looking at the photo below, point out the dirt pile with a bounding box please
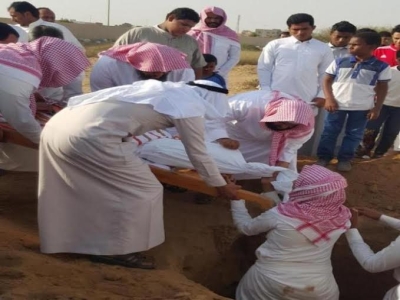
[1,154,400,299]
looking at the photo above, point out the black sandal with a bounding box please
[90,253,155,269]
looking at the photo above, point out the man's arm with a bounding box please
[257,43,276,90]
[217,43,241,77]
[316,48,335,99]
[368,81,389,120]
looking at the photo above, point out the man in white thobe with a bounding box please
[187,6,241,81]
[257,13,334,156]
[38,80,240,269]
[226,90,314,171]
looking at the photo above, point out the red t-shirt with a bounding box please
[374,45,399,66]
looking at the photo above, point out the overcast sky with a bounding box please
[2,0,399,31]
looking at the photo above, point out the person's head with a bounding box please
[114,42,190,81]
[379,31,392,46]
[8,1,39,26]
[26,37,90,87]
[391,25,400,50]
[202,54,217,77]
[201,6,226,28]
[29,25,63,41]
[261,96,315,133]
[138,71,168,81]
[279,31,290,38]
[163,8,200,37]
[330,21,357,47]
[286,13,315,42]
[348,30,381,58]
[38,7,55,22]
[0,22,19,43]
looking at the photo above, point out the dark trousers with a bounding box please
[361,105,400,155]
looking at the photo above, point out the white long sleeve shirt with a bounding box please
[231,201,345,281]
[206,32,241,79]
[257,36,334,102]
[90,56,195,92]
[0,66,41,143]
[346,215,400,285]
[226,90,313,168]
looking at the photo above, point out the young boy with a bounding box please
[316,30,391,171]
[358,50,400,158]
[329,21,357,59]
[202,54,227,88]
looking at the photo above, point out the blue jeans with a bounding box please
[317,110,369,161]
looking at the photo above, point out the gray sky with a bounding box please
[2,0,399,31]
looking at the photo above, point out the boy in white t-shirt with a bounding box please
[316,30,391,171]
[358,50,400,158]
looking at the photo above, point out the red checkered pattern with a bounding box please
[277,165,351,245]
[261,91,314,166]
[188,6,239,53]
[0,37,90,115]
[100,42,190,72]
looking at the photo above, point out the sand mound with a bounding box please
[1,154,400,299]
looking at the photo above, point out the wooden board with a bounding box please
[150,166,274,209]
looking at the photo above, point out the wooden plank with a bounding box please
[150,165,274,210]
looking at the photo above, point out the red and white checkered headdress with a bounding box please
[277,165,351,246]
[100,42,190,72]
[260,91,315,166]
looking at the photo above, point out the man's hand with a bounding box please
[350,208,359,229]
[324,97,339,113]
[367,107,381,120]
[311,97,326,108]
[216,182,242,200]
[357,207,382,220]
[217,138,240,150]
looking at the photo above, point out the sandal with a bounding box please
[90,253,155,269]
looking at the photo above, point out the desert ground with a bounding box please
[0,60,399,300]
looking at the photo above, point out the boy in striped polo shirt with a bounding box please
[316,30,391,171]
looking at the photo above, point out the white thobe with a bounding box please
[38,100,226,255]
[346,215,400,300]
[257,36,334,103]
[9,24,29,42]
[0,64,41,171]
[232,201,345,300]
[90,56,195,92]
[226,90,313,170]
[204,32,241,79]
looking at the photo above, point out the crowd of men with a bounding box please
[1,1,400,299]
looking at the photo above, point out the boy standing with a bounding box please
[201,54,227,88]
[358,51,400,158]
[328,21,357,59]
[316,30,391,171]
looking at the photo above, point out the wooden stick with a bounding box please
[150,165,274,210]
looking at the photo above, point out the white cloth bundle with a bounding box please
[139,138,297,194]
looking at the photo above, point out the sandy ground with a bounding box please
[1,64,399,299]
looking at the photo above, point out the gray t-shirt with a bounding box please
[115,26,206,69]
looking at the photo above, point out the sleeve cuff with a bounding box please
[345,228,363,242]
[230,200,246,209]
